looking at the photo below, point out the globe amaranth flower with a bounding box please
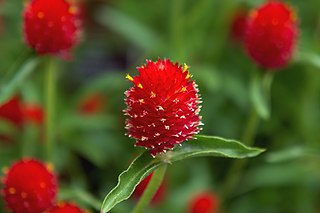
[45,202,87,213]
[79,93,105,115]
[23,0,81,58]
[0,96,24,128]
[23,103,44,125]
[133,172,166,204]
[1,158,57,213]
[230,8,248,43]
[188,192,219,213]
[124,58,202,156]
[244,1,298,70]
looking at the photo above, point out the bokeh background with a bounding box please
[1,0,320,212]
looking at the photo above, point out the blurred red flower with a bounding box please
[189,192,219,213]
[23,0,82,59]
[133,172,166,204]
[2,158,58,213]
[244,1,298,70]
[230,9,248,43]
[79,93,105,115]
[45,202,86,213]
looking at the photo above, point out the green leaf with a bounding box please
[250,71,273,120]
[100,135,264,213]
[0,57,40,103]
[96,7,163,50]
[295,52,320,69]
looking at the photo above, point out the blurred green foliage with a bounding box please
[1,0,320,212]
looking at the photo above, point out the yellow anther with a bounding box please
[138,99,145,104]
[185,73,191,79]
[249,10,257,19]
[46,163,54,172]
[183,63,190,72]
[137,83,143,89]
[180,86,187,92]
[126,74,134,82]
[68,6,78,14]
[150,91,156,98]
[9,187,16,194]
[37,12,44,19]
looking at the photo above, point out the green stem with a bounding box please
[45,57,56,163]
[132,164,167,213]
[220,108,259,200]
[221,71,273,201]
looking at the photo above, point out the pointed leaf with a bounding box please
[100,135,264,212]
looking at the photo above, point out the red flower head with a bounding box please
[189,192,219,213]
[133,172,166,204]
[79,93,105,115]
[45,202,86,213]
[23,103,44,125]
[23,0,81,58]
[124,58,202,156]
[2,158,58,213]
[230,9,248,43]
[244,1,298,70]
[0,96,24,129]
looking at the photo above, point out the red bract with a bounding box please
[245,1,297,70]
[2,158,58,213]
[189,192,219,213]
[45,202,86,213]
[124,58,202,156]
[133,172,166,204]
[79,93,105,115]
[23,104,44,125]
[230,9,248,43]
[23,0,81,58]
[0,96,24,128]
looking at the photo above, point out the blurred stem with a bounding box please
[132,164,167,213]
[45,57,56,163]
[221,71,273,201]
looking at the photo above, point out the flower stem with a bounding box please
[132,164,167,213]
[221,71,273,201]
[45,57,56,163]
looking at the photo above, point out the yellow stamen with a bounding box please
[150,91,156,98]
[9,187,16,194]
[46,163,54,172]
[180,86,187,92]
[137,83,143,89]
[68,6,78,14]
[185,73,191,79]
[126,74,134,82]
[183,63,190,72]
[37,12,44,19]
[139,99,145,104]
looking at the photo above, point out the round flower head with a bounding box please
[0,96,24,129]
[2,158,58,213]
[245,1,297,70]
[23,0,81,58]
[23,103,44,125]
[230,9,248,43]
[124,59,202,156]
[189,192,219,213]
[45,202,86,213]
[133,172,166,204]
